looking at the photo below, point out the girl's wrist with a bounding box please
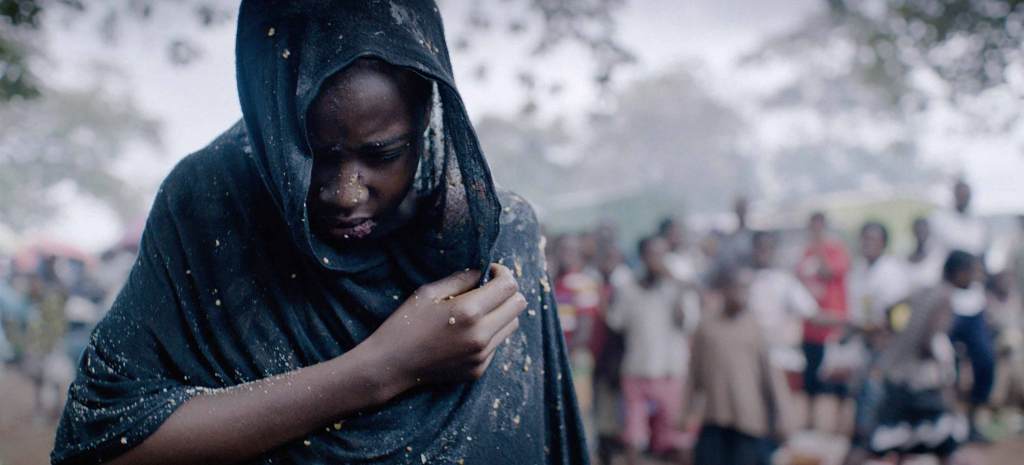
[348,335,415,405]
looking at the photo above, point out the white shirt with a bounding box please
[608,264,634,289]
[950,282,986,317]
[847,255,911,327]
[930,209,989,258]
[665,250,701,284]
[749,268,819,370]
[906,243,946,292]
[607,279,689,378]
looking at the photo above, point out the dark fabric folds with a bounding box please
[52,1,588,464]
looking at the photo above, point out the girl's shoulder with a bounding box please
[491,190,550,283]
[493,189,542,254]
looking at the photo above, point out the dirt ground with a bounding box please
[2,367,1023,465]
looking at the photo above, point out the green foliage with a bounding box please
[828,0,1024,97]
[0,0,41,27]
[0,0,42,100]
[461,0,635,90]
[750,0,1024,111]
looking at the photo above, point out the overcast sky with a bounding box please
[32,0,1024,251]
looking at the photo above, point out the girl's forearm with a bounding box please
[106,337,407,465]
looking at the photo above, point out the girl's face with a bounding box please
[306,60,429,246]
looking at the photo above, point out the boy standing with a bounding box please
[607,236,691,465]
[691,266,791,465]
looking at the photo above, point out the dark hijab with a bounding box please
[52,1,587,464]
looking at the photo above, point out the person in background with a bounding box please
[945,250,997,441]
[859,286,967,465]
[0,282,14,370]
[0,258,18,368]
[842,222,912,465]
[996,215,1024,414]
[658,216,703,340]
[659,217,702,285]
[908,216,946,291]
[690,265,791,465]
[593,241,629,465]
[795,212,852,432]
[553,232,602,456]
[749,231,819,375]
[579,230,601,275]
[1015,215,1024,299]
[987,270,1024,413]
[719,195,755,268]
[696,230,724,286]
[847,222,911,336]
[59,257,104,371]
[607,236,691,465]
[25,257,69,420]
[554,234,600,350]
[930,179,989,263]
[595,221,632,289]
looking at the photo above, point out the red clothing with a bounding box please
[797,239,850,343]
[555,271,602,353]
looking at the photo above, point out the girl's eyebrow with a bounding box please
[337,134,413,153]
[317,133,414,156]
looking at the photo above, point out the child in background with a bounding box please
[986,270,1024,432]
[945,250,997,441]
[750,231,819,373]
[864,287,967,464]
[593,242,631,465]
[606,236,691,465]
[690,265,791,465]
[796,212,851,432]
[841,222,912,465]
[552,233,603,456]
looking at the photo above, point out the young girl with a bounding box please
[51,2,587,464]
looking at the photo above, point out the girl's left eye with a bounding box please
[371,143,412,162]
[377,149,405,161]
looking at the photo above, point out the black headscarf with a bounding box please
[52,1,588,464]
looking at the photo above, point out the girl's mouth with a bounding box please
[329,218,377,239]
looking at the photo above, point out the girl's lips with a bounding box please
[329,218,377,239]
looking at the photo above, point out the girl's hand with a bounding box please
[365,264,527,389]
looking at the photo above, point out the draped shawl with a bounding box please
[52,1,587,464]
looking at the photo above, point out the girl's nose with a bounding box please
[319,164,368,211]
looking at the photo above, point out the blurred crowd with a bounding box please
[0,236,138,420]
[547,180,1024,465]
[2,179,1024,465]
